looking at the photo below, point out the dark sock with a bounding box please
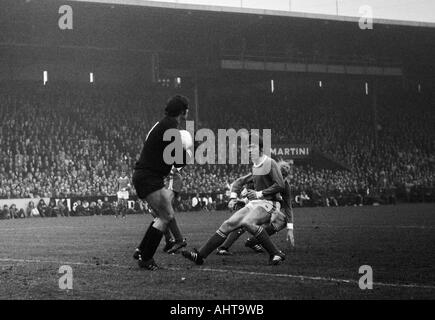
[138,221,154,251]
[164,229,173,243]
[138,224,164,261]
[221,228,245,250]
[264,224,278,236]
[168,218,183,243]
[247,224,278,246]
[254,227,280,256]
[198,230,227,259]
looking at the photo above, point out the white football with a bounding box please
[179,130,193,149]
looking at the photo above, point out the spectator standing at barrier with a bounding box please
[48,199,59,217]
[37,199,48,217]
[191,195,199,211]
[9,204,18,219]
[1,204,9,219]
[26,201,34,217]
[30,203,40,217]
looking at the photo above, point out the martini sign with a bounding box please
[270,144,311,159]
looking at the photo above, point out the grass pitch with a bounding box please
[0,204,434,299]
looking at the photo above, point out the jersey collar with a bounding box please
[253,155,268,168]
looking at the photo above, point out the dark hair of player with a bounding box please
[249,133,263,152]
[165,95,189,117]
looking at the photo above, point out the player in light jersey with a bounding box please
[216,160,295,255]
[116,171,131,218]
[182,134,286,266]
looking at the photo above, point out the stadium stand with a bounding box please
[0,81,433,215]
[0,0,434,216]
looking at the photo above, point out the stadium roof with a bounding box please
[69,0,435,29]
[2,0,435,82]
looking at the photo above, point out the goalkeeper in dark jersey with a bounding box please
[132,95,191,271]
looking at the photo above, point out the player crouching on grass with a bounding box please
[182,134,287,266]
[132,95,191,271]
[216,160,295,256]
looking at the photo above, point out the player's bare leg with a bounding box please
[182,206,249,264]
[117,199,127,219]
[245,210,287,252]
[217,228,245,255]
[165,189,187,254]
[133,217,174,258]
[134,204,182,256]
[121,200,127,218]
[150,211,177,252]
[241,206,285,265]
[136,188,174,270]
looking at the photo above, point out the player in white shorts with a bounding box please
[182,134,286,266]
[216,160,295,255]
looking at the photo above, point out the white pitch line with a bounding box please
[199,267,435,290]
[0,225,434,232]
[0,226,79,232]
[0,258,129,269]
[312,224,435,230]
[1,257,434,291]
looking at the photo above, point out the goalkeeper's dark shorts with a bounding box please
[133,169,165,199]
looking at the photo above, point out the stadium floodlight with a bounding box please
[43,70,48,85]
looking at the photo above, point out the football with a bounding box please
[180,130,194,149]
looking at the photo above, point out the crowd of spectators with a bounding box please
[0,82,434,214]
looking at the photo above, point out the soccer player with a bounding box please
[182,134,286,266]
[116,170,131,218]
[246,160,295,247]
[132,95,190,270]
[217,160,295,255]
[136,166,187,254]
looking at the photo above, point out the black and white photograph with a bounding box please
[0,0,434,306]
